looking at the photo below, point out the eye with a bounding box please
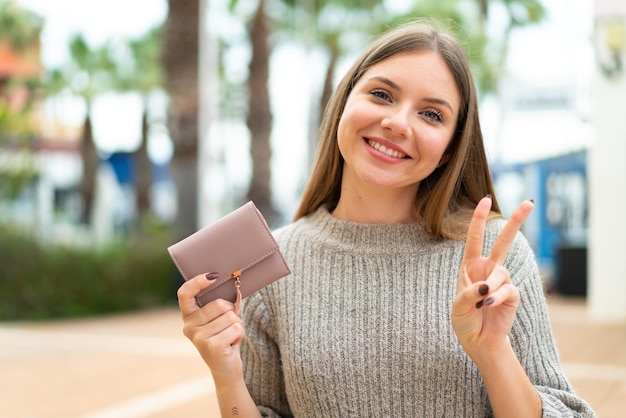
[422,109,443,123]
[369,89,392,102]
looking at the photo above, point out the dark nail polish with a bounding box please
[475,300,484,309]
[530,199,535,204]
[478,284,489,296]
[205,272,219,280]
[484,297,494,306]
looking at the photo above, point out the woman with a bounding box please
[178,20,596,417]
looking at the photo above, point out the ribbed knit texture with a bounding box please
[241,207,596,417]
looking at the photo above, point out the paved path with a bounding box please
[0,297,624,417]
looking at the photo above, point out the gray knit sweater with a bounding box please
[241,207,595,417]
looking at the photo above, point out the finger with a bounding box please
[202,320,246,355]
[479,282,519,309]
[454,280,490,313]
[212,320,245,348]
[187,312,245,355]
[177,272,220,315]
[184,298,237,331]
[192,309,242,341]
[463,196,492,262]
[489,200,534,265]
[476,265,510,307]
[484,265,510,293]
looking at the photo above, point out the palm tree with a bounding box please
[161,0,200,240]
[223,0,279,224]
[244,0,281,224]
[53,35,116,224]
[113,26,164,221]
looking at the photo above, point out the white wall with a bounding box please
[588,0,626,322]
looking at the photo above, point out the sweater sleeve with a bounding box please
[504,232,597,417]
[240,291,293,418]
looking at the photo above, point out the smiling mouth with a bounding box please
[366,138,409,159]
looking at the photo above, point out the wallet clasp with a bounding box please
[232,270,242,288]
[232,270,242,312]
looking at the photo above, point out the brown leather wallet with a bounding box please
[167,201,291,307]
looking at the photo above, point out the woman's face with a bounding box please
[337,50,460,196]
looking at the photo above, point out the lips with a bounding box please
[366,138,409,159]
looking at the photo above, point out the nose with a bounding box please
[380,106,413,138]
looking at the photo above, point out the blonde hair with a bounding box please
[294,20,501,239]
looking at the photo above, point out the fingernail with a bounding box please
[475,300,484,309]
[484,297,494,306]
[205,272,219,280]
[529,199,535,204]
[478,284,489,296]
[485,194,492,200]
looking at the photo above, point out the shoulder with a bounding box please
[271,207,328,245]
[272,217,307,247]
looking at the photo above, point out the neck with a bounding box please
[332,184,419,224]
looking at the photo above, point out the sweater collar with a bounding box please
[299,206,437,255]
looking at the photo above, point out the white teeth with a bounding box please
[367,139,406,158]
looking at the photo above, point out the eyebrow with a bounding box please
[367,76,455,115]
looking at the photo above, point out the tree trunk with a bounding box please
[479,0,489,20]
[162,0,200,240]
[246,0,279,226]
[320,44,339,117]
[135,105,152,220]
[79,112,98,225]
[310,43,340,167]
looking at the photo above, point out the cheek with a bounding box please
[336,109,359,150]
[336,118,347,154]
[415,133,453,169]
[338,100,370,134]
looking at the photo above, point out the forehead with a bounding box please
[358,50,460,108]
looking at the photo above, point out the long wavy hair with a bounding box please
[293,20,501,239]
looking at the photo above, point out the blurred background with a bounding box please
[1,0,625,416]
[1,0,610,319]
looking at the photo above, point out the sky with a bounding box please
[16,0,167,68]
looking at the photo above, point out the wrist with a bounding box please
[464,337,542,417]
[213,376,262,418]
[211,368,245,390]
[462,336,513,368]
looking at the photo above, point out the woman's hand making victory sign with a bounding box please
[451,196,534,356]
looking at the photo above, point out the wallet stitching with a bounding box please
[170,201,291,300]
[201,202,281,294]
[249,203,290,273]
[199,247,277,291]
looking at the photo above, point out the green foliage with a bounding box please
[0,225,179,320]
[257,0,546,97]
[43,26,165,101]
[0,87,38,198]
[0,0,43,48]
[0,151,36,199]
[0,93,35,142]
[47,34,118,100]
[122,26,164,94]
